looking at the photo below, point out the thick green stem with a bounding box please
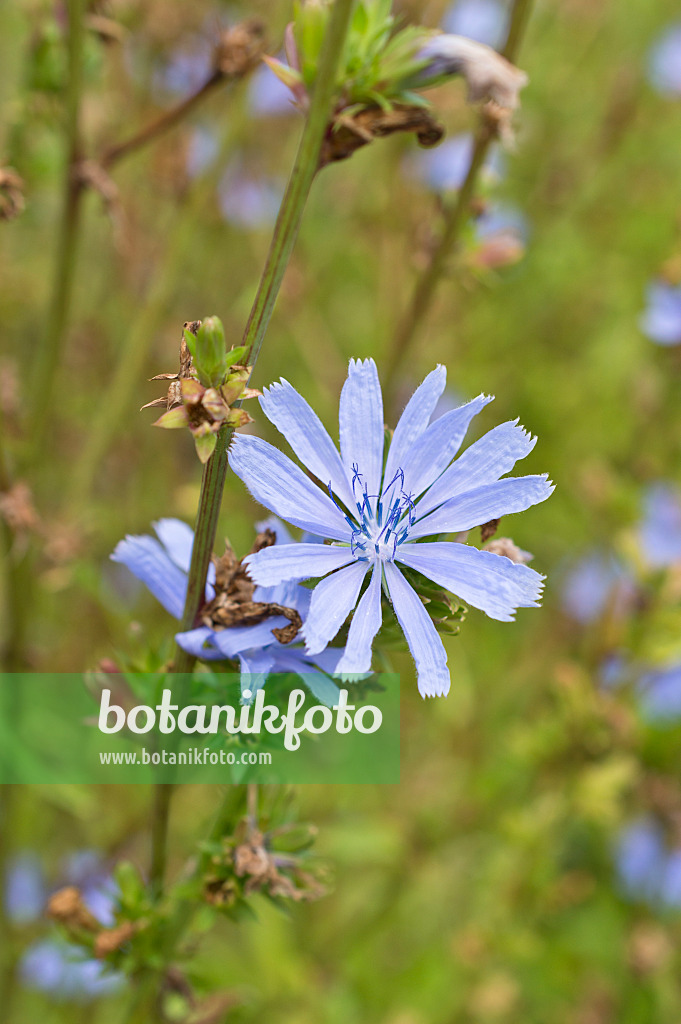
[171,0,356,674]
[384,0,534,406]
[31,0,87,453]
[157,1,357,908]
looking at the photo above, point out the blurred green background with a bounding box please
[3,0,681,1020]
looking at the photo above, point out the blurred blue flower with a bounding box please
[405,133,504,192]
[218,163,283,229]
[4,853,45,925]
[62,850,118,927]
[442,0,509,49]
[230,359,553,697]
[637,664,681,723]
[249,62,296,116]
[475,201,529,244]
[186,126,220,179]
[112,518,347,706]
[640,281,681,346]
[155,40,212,98]
[616,818,681,909]
[638,482,681,567]
[648,23,681,97]
[20,939,123,1001]
[561,553,632,624]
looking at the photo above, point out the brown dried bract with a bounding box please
[213,18,267,79]
[232,824,326,902]
[484,536,533,564]
[0,481,40,535]
[94,921,136,959]
[0,166,25,222]
[480,518,500,542]
[47,886,100,932]
[320,105,444,166]
[144,321,198,412]
[202,529,302,643]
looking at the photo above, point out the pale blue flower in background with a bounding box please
[648,22,681,97]
[405,132,505,192]
[638,482,681,568]
[475,201,529,244]
[249,62,296,116]
[218,163,283,229]
[561,552,632,624]
[20,940,123,1001]
[229,359,553,697]
[4,853,45,925]
[616,818,681,909]
[186,126,220,179]
[637,664,681,723]
[112,518,347,706]
[640,281,681,346]
[442,0,509,49]
[155,40,211,98]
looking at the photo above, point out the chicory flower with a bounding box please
[640,281,681,346]
[112,518,346,706]
[229,359,553,697]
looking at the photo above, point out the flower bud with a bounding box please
[190,316,228,388]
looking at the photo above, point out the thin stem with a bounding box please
[100,73,223,170]
[30,0,87,454]
[384,0,534,406]
[149,784,174,900]
[172,0,357,675]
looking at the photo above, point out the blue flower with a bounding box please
[640,281,681,346]
[637,664,681,723]
[648,22,681,97]
[112,518,347,706]
[441,0,509,50]
[20,939,123,1001]
[561,552,632,624]
[616,818,681,909]
[248,62,296,117]
[638,482,681,567]
[218,162,283,230]
[229,359,553,697]
[405,132,504,192]
[4,852,45,925]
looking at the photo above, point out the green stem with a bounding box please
[171,0,357,674]
[31,0,87,454]
[384,0,534,407]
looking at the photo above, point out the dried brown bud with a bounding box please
[47,887,100,932]
[94,921,136,959]
[0,166,25,222]
[0,482,40,535]
[484,537,533,564]
[213,19,267,79]
[321,105,445,166]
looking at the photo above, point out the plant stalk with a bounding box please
[384,0,534,406]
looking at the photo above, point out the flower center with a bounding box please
[329,465,416,563]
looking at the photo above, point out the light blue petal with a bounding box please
[260,379,356,509]
[409,475,554,538]
[399,394,493,500]
[335,564,383,675]
[397,541,544,622]
[239,649,276,704]
[384,365,447,485]
[175,625,224,660]
[384,562,450,698]
[229,435,352,541]
[211,618,290,658]
[111,535,186,618]
[255,516,295,544]
[253,579,311,616]
[243,542,355,586]
[415,420,536,518]
[153,518,195,573]
[338,359,384,509]
[302,561,369,654]
[272,650,343,707]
